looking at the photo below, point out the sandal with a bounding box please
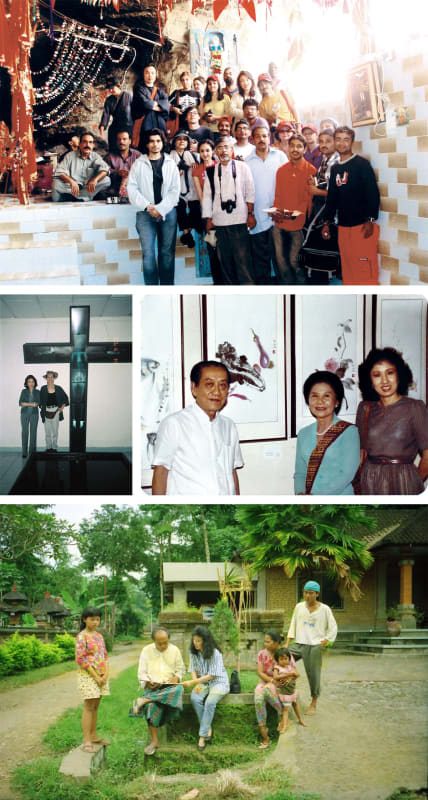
[92,738,111,746]
[129,700,144,717]
[80,744,97,753]
[144,743,158,756]
[257,740,271,750]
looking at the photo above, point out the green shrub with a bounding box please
[40,643,63,666]
[26,635,45,668]
[54,633,76,660]
[0,644,13,676]
[210,598,240,656]
[6,631,34,671]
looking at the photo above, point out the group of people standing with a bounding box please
[19,371,68,456]
[74,583,337,755]
[150,348,428,497]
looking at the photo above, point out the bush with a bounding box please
[210,599,240,657]
[0,644,13,676]
[6,631,34,672]
[26,635,45,668]
[54,633,76,660]
[40,643,63,666]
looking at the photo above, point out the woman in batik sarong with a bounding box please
[356,347,428,494]
[294,370,360,495]
[132,626,185,755]
[254,629,293,749]
[181,626,229,751]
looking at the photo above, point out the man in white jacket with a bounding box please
[285,580,337,715]
[128,128,180,285]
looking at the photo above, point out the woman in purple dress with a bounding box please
[356,347,428,494]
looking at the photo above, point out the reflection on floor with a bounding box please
[0,448,132,495]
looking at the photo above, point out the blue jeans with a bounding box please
[136,208,177,285]
[190,684,229,737]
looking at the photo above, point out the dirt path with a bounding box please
[0,643,141,800]
[278,653,428,800]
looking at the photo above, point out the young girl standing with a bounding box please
[271,647,307,733]
[75,607,110,752]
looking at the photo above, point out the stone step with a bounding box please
[60,743,106,782]
[359,636,428,645]
[351,643,428,655]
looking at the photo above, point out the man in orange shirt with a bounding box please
[271,133,316,284]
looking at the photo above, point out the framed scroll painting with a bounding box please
[375,295,427,402]
[141,295,184,486]
[294,294,365,433]
[204,294,286,441]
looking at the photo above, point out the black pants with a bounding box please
[249,227,277,284]
[215,224,255,285]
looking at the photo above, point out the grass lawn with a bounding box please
[12,667,320,800]
[0,659,76,693]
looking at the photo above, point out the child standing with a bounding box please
[75,606,111,752]
[271,647,307,733]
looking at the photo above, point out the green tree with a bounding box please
[0,505,74,563]
[238,505,376,600]
[210,599,240,659]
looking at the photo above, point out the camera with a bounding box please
[221,198,237,214]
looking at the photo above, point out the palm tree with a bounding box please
[237,505,376,600]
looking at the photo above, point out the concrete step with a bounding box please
[359,636,428,645]
[351,643,428,655]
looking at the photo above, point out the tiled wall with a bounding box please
[301,46,428,285]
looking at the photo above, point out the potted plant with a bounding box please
[386,607,402,637]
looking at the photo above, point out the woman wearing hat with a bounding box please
[273,121,295,158]
[169,131,202,248]
[285,581,337,716]
[40,371,69,452]
[294,370,360,495]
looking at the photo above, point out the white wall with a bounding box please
[0,316,132,449]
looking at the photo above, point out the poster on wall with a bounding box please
[205,295,286,441]
[190,30,239,78]
[376,296,427,402]
[348,62,385,127]
[141,296,183,483]
[295,295,365,433]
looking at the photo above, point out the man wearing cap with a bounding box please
[246,124,287,283]
[285,581,338,716]
[258,73,294,127]
[322,125,380,285]
[40,371,69,453]
[302,124,322,169]
[202,135,256,284]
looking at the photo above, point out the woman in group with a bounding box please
[230,70,259,121]
[135,626,185,755]
[75,606,110,753]
[199,75,232,134]
[272,121,295,158]
[294,370,360,494]
[356,347,428,494]
[39,370,69,453]
[19,374,40,458]
[169,131,201,249]
[254,629,293,749]
[192,139,224,285]
[181,625,229,751]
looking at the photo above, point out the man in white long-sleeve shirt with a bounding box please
[202,136,256,285]
[285,580,337,715]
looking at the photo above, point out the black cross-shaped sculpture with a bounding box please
[23,306,132,453]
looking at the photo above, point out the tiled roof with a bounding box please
[352,507,427,549]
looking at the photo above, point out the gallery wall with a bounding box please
[0,316,132,449]
[141,293,427,495]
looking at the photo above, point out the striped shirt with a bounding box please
[189,648,230,691]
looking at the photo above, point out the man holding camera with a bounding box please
[202,136,256,285]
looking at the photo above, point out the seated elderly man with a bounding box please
[106,130,141,200]
[52,131,110,202]
[131,626,185,756]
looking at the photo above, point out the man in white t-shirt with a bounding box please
[151,360,243,495]
[285,580,337,715]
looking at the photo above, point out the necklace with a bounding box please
[316,420,335,436]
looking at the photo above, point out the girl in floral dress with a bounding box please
[75,606,110,752]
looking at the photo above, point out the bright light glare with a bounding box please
[369,0,428,52]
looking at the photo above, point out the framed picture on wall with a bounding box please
[204,295,286,441]
[375,295,427,402]
[141,295,184,486]
[348,61,385,127]
[294,294,365,434]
